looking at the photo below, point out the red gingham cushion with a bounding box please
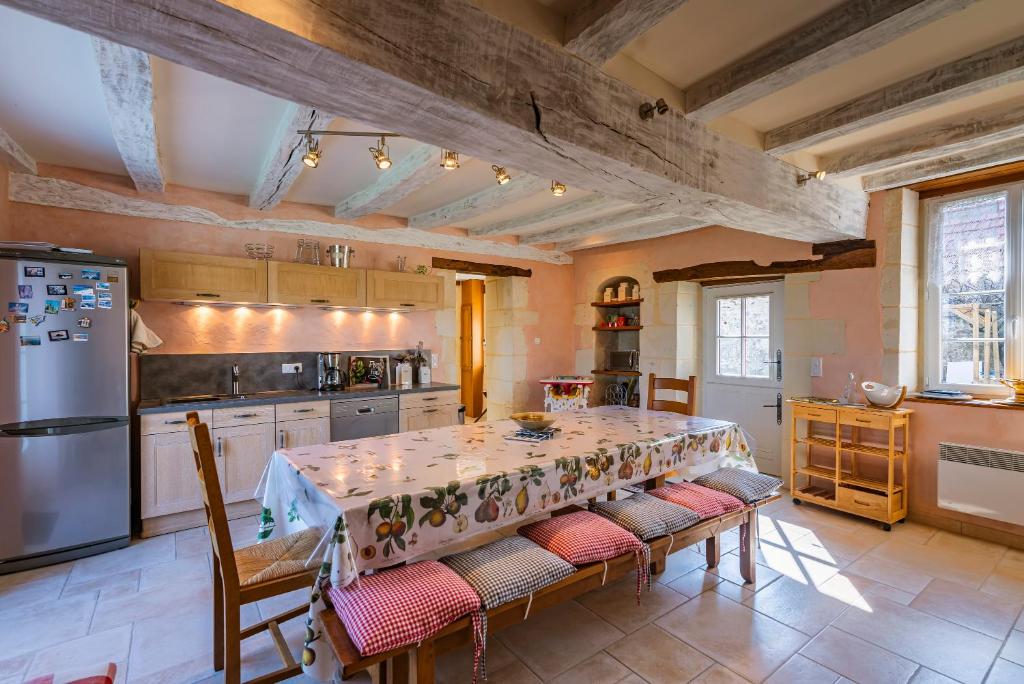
[23,663,116,684]
[327,561,481,657]
[517,511,650,598]
[647,482,744,520]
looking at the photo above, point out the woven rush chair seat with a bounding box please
[440,536,576,610]
[647,481,744,520]
[589,492,701,541]
[235,527,321,587]
[518,510,650,598]
[693,467,783,504]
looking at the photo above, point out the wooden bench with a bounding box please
[321,495,779,683]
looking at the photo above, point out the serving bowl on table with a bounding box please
[861,381,907,408]
[510,412,557,431]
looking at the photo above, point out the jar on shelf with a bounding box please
[618,282,629,300]
[603,287,613,302]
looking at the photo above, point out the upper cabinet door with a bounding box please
[267,262,366,306]
[140,249,268,303]
[366,271,445,310]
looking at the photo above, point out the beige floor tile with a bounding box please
[577,575,688,634]
[667,566,723,598]
[605,624,712,684]
[799,626,917,684]
[689,663,751,683]
[910,579,1022,640]
[833,596,1001,683]
[844,555,934,594]
[0,593,95,659]
[256,587,310,621]
[69,535,175,584]
[764,654,840,683]
[0,562,72,612]
[982,551,1024,601]
[228,516,261,548]
[865,539,1001,589]
[655,592,808,682]
[614,676,646,684]
[986,658,1024,684]
[788,523,889,563]
[1017,607,1024,630]
[924,530,1007,559]
[497,601,624,680]
[174,525,211,558]
[91,578,211,633]
[743,576,853,636]
[126,653,214,684]
[1002,630,1024,667]
[654,548,709,583]
[61,568,141,600]
[710,552,782,590]
[742,543,845,587]
[127,609,214,682]
[547,651,632,684]
[139,553,210,591]
[437,639,519,684]
[909,668,959,683]
[887,520,938,545]
[860,580,916,606]
[25,625,132,679]
[712,579,755,603]
[0,653,31,681]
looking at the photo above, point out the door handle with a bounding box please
[762,349,782,381]
[278,430,285,449]
[356,407,375,414]
[762,393,782,425]
[293,408,315,413]
[216,437,223,458]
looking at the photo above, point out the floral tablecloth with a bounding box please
[256,405,754,679]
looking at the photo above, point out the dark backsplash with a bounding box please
[140,349,432,399]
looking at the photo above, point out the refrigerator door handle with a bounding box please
[0,417,129,438]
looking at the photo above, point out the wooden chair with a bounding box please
[186,411,321,684]
[647,373,697,416]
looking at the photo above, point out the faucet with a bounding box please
[231,364,240,395]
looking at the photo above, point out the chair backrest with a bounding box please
[647,373,697,416]
[186,411,239,589]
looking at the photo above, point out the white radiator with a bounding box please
[938,442,1024,526]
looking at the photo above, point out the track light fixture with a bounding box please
[550,180,567,197]
[491,165,511,185]
[301,133,321,169]
[797,170,827,186]
[441,150,460,170]
[369,136,392,170]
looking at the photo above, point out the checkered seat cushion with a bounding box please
[693,468,783,504]
[647,481,744,519]
[327,560,484,679]
[517,510,650,598]
[440,536,576,610]
[589,492,701,541]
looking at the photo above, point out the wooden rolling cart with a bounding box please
[787,400,911,530]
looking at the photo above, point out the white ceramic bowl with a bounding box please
[861,381,905,407]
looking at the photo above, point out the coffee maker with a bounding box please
[317,352,348,391]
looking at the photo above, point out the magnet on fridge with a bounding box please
[0,319,8,333]
[23,266,44,278]
[7,314,26,324]
[58,272,73,280]
[61,297,76,311]
[46,285,67,296]
[28,315,45,327]
[72,285,93,296]
[97,298,112,310]
[8,302,28,314]
[44,300,60,315]
[72,333,88,342]
[96,282,110,291]
[80,269,100,281]
[80,300,96,310]
[17,285,33,299]
[48,330,70,342]
[19,336,41,346]
[77,316,91,328]
[106,274,119,283]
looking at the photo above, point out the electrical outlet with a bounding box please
[282,363,302,374]
[534,337,541,345]
[431,355,438,368]
[810,357,823,377]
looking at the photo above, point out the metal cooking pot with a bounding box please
[326,245,355,268]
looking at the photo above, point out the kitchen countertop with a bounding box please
[136,382,460,414]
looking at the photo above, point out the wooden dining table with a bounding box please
[257,405,755,681]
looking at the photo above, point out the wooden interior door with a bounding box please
[460,279,485,418]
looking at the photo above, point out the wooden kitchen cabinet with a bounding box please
[366,270,445,310]
[139,249,268,303]
[267,262,366,306]
[140,431,204,519]
[399,404,460,432]
[276,416,330,449]
[213,422,276,505]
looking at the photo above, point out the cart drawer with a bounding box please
[839,409,891,431]
[837,486,900,519]
[793,405,836,422]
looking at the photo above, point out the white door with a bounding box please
[702,282,784,475]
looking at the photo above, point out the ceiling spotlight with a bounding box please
[369,136,392,170]
[491,165,511,185]
[301,133,321,169]
[550,180,567,197]
[440,149,460,170]
[797,170,827,186]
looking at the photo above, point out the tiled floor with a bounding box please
[2,498,1024,683]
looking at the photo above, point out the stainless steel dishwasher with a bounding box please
[330,395,399,441]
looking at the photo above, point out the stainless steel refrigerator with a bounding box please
[0,250,130,573]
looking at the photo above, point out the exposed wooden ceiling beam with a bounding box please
[653,240,876,283]
[334,143,445,219]
[469,195,619,237]
[408,175,549,229]
[521,202,696,244]
[683,0,973,123]
[765,36,1024,156]
[0,124,36,175]
[431,257,531,277]
[823,101,1024,177]
[2,0,867,242]
[862,136,1024,192]
[249,103,334,210]
[559,216,708,252]
[91,38,164,192]
[564,0,690,65]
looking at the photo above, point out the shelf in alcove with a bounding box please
[592,369,642,376]
[592,325,643,331]
[591,298,643,308]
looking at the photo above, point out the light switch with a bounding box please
[431,355,438,368]
[810,357,823,377]
[534,337,541,345]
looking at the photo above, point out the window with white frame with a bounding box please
[924,184,1023,391]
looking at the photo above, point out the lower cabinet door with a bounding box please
[400,405,459,432]
[277,416,330,449]
[141,431,204,518]
[214,423,276,505]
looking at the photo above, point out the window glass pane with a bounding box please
[717,297,741,337]
[745,337,770,378]
[745,295,770,336]
[718,338,742,376]
[936,193,1007,386]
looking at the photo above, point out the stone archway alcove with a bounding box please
[592,275,642,406]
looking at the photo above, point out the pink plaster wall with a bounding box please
[0,159,10,239]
